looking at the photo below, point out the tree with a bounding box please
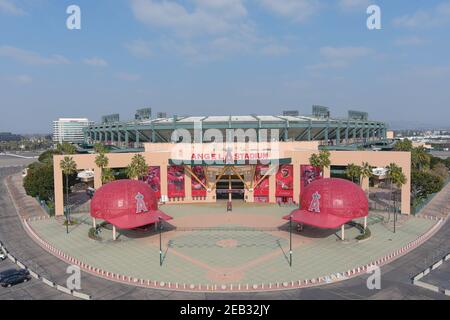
[430,163,449,182]
[126,154,148,180]
[56,142,77,155]
[412,146,431,171]
[386,163,407,219]
[445,157,450,170]
[346,163,361,183]
[94,143,107,154]
[23,162,55,201]
[360,161,374,201]
[102,168,115,184]
[95,152,113,184]
[394,139,413,152]
[38,149,61,163]
[309,150,331,175]
[60,156,77,224]
[411,170,444,201]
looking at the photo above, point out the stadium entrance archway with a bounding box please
[216,175,245,200]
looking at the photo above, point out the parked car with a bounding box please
[0,273,31,288]
[0,269,29,281]
[0,252,6,261]
[86,187,95,198]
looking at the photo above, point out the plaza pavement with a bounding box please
[27,208,436,288]
[1,163,449,299]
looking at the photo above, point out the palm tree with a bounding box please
[412,146,430,171]
[56,142,77,155]
[386,163,407,222]
[95,152,113,184]
[346,163,361,183]
[127,154,148,180]
[94,143,107,154]
[360,161,374,201]
[60,156,77,231]
[102,168,115,184]
[309,150,331,177]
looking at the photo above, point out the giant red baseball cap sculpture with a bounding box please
[91,180,172,230]
[284,178,368,229]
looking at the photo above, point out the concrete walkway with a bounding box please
[1,166,449,299]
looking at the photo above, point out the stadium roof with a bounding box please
[89,114,385,127]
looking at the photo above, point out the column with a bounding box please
[269,166,277,203]
[94,168,102,189]
[160,165,168,201]
[54,156,64,216]
[293,162,300,205]
[184,166,192,201]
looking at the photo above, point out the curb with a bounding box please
[21,215,447,294]
[0,240,91,300]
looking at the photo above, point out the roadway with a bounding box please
[0,162,448,300]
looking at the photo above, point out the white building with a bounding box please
[53,118,92,144]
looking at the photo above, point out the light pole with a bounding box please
[65,207,69,234]
[289,215,293,267]
[393,191,397,234]
[159,217,162,267]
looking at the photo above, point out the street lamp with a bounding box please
[65,206,69,234]
[159,217,162,267]
[289,214,293,267]
[393,192,397,234]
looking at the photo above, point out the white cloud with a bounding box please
[116,72,141,81]
[411,65,450,78]
[0,46,70,65]
[130,0,248,37]
[83,57,108,67]
[128,1,292,62]
[3,74,33,85]
[259,0,320,22]
[307,46,373,70]
[320,46,373,60]
[0,0,26,16]
[394,2,450,28]
[261,44,290,56]
[125,40,153,58]
[338,0,370,11]
[394,36,426,46]
[14,74,32,84]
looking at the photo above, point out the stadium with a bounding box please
[31,105,441,293]
[81,106,391,150]
[53,106,405,217]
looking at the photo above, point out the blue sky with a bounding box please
[0,0,450,133]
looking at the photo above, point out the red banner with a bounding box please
[144,166,161,198]
[191,166,207,197]
[276,165,293,197]
[254,165,270,196]
[168,165,185,198]
[300,165,323,187]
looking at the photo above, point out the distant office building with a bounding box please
[0,132,22,142]
[157,112,168,119]
[101,114,120,124]
[135,108,152,121]
[53,118,92,144]
[348,110,369,121]
[312,105,330,119]
[283,110,299,117]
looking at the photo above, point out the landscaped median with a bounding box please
[21,210,446,293]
